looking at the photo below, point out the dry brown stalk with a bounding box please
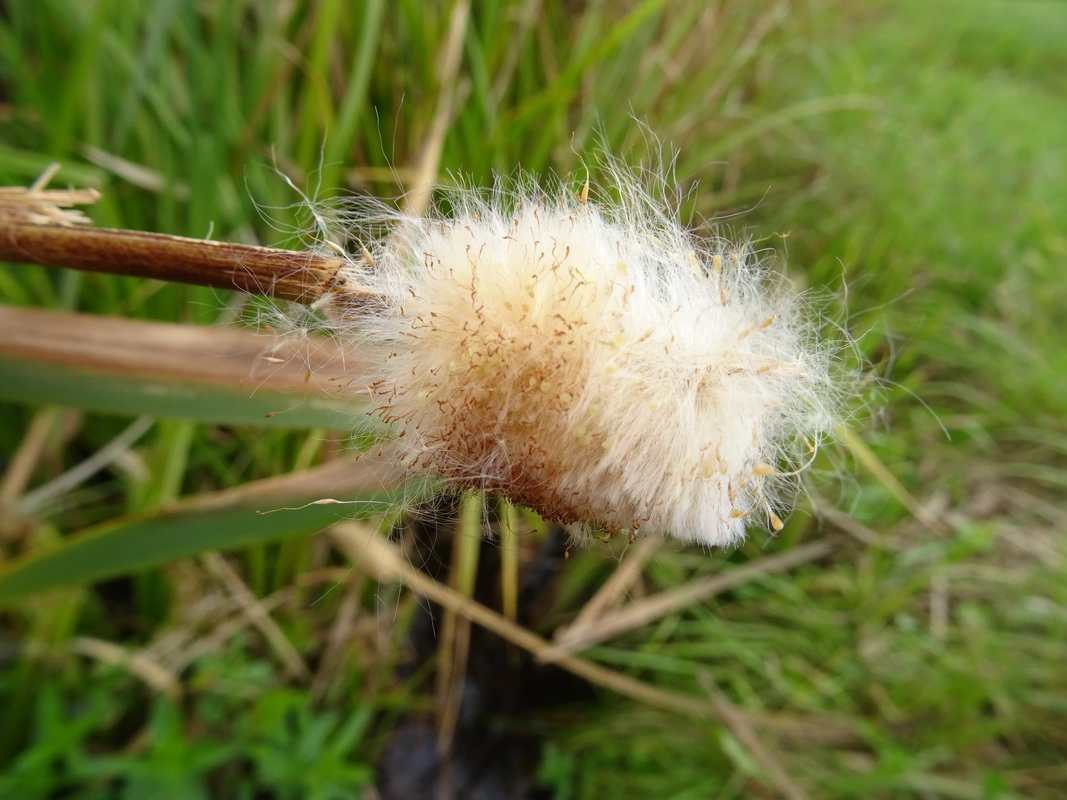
[0,305,360,396]
[0,174,369,307]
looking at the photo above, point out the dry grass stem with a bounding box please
[544,538,835,661]
[15,415,154,518]
[564,535,662,629]
[402,0,471,217]
[158,593,291,676]
[0,178,368,306]
[0,407,64,508]
[840,427,953,538]
[812,497,898,550]
[310,580,364,702]
[698,671,811,800]
[0,305,365,398]
[201,552,311,680]
[68,636,182,701]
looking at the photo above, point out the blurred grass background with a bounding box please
[1,0,1065,797]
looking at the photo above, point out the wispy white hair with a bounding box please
[317,161,845,547]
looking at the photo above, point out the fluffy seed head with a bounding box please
[325,167,843,546]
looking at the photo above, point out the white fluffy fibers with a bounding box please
[326,170,842,547]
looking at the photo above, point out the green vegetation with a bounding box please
[1,0,1065,797]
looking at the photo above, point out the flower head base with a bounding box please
[329,168,841,547]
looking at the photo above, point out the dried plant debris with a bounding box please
[0,164,99,226]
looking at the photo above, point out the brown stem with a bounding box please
[1,222,355,305]
[0,184,371,306]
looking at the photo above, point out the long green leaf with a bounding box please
[0,495,396,603]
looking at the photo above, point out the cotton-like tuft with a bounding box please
[324,168,842,547]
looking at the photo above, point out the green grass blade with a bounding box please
[0,495,394,603]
